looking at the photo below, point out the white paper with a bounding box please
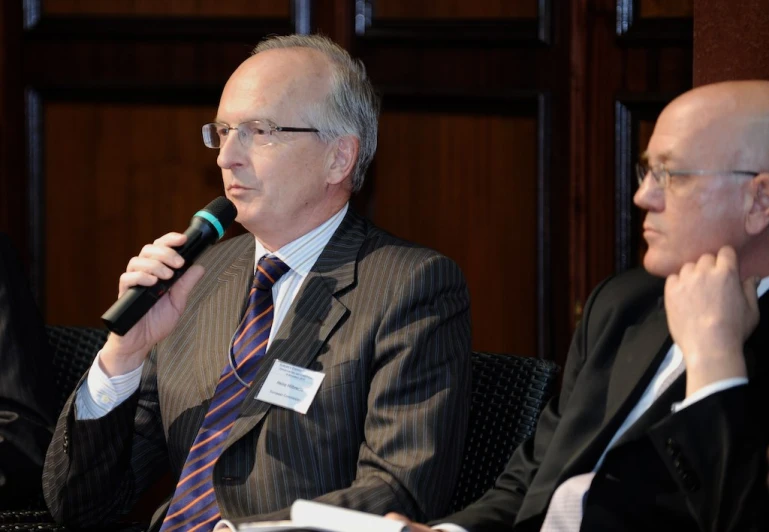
[291,500,408,532]
[255,360,325,414]
[214,500,409,532]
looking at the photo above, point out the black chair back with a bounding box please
[447,351,559,513]
[46,326,109,413]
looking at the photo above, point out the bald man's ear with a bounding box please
[326,135,359,187]
[746,173,769,235]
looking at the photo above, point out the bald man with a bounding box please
[391,81,769,531]
[42,34,471,531]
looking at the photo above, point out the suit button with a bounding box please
[666,437,681,456]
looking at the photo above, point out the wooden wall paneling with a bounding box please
[639,0,692,18]
[313,0,354,50]
[356,0,551,44]
[19,0,305,314]
[369,92,551,359]
[614,97,670,272]
[354,0,569,362]
[568,0,691,332]
[38,95,222,325]
[17,0,312,312]
[616,0,693,42]
[371,0,538,18]
[42,0,291,17]
[24,0,302,37]
[693,0,769,86]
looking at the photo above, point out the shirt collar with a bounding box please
[253,203,348,277]
[758,276,769,298]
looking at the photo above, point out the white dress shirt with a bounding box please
[75,204,348,420]
[435,276,769,532]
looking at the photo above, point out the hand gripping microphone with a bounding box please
[102,196,238,336]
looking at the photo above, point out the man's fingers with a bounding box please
[126,256,175,278]
[695,253,716,270]
[169,265,205,309]
[135,244,185,269]
[715,245,738,271]
[153,232,187,247]
[384,513,436,532]
[118,271,159,297]
[385,513,410,523]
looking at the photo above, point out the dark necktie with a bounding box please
[160,255,290,532]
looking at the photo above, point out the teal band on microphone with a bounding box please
[195,210,226,239]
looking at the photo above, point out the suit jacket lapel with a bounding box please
[193,237,255,401]
[225,210,366,447]
[560,305,672,479]
[604,306,672,422]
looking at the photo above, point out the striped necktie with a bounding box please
[160,255,290,532]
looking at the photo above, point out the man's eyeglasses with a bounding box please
[635,162,759,188]
[202,119,319,149]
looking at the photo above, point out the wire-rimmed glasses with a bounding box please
[202,119,319,149]
[635,162,759,188]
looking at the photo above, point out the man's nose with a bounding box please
[217,134,244,169]
[633,175,664,211]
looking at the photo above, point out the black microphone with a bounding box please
[102,196,238,336]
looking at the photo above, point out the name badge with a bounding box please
[256,360,325,414]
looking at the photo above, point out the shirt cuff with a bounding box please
[432,524,469,532]
[671,377,748,413]
[74,349,143,420]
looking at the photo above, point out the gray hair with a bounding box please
[253,34,380,193]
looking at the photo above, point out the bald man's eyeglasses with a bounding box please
[635,162,759,188]
[202,119,319,149]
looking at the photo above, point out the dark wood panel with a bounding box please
[370,101,546,358]
[356,0,551,44]
[25,0,302,36]
[23,40,247,89]
[43,102,225,325]
[616,0,692,41]
[614,97,670,272]
[43,0,291,17]
[639,0,692,17]
[569,0,691,337]
[693,0,769,86]
[372,0,537,19]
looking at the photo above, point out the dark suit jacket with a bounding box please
[0,234,57,509]
[443,268,769,532]
[43,210,472,530]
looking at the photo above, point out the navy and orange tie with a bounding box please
[160,255,290,532]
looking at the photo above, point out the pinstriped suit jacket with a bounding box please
[43,209,472,531]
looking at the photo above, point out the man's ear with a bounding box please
[746,173,769,235]
[326,135,359,186]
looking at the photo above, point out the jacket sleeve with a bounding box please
[42,349,168,528]
[646,384,769,531]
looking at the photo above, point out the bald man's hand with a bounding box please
[665,246,760,397]
[385,513,441,532]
